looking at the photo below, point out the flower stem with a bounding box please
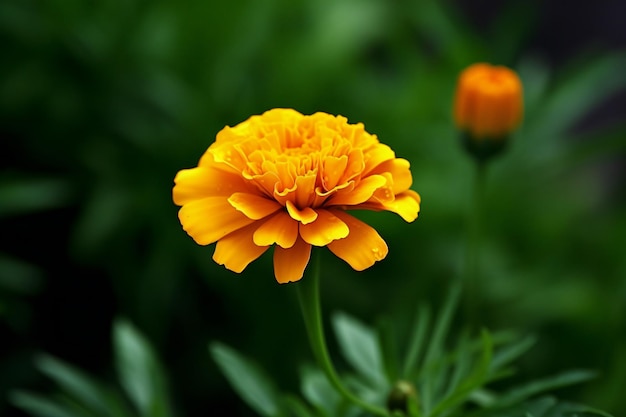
[464,160,487,328]
[296,250,389,417]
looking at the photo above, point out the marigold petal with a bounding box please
[213,223,269,273]
[173,167,249,206]
[299,209,349,246]
[363,190,421,222]
[253,211,298,248]
[227,192,282,220]
[321,155,348,191]
[363,143,396,174]
[369,158,413,194]
[286,200,318,224]
[327,175,387,206]
[327,211,388,271]
[294,174,317,208]
[178,197,255,245]
[273,237,312,283]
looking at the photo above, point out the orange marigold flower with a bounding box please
[454,63,523,141]
[173,109,421,283]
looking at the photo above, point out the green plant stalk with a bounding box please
[464,160,486,328]
[296,249,389,417]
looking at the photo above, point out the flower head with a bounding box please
[453,63,523,160]
[173,109,420,283]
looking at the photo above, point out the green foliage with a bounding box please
[332,312,388,391]
[113,320,172,417]
[210,286,612,417]
[1,0,625,416]
[10,320,171,417]
[209,342,282,417]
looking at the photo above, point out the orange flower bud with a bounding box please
[453,63,523,160]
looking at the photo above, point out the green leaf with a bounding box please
[0,177,72,218]
[422,284,461,369]
[491,335,536,371]
[542,401,614,417]
[529,52,626,139]
[35,354,133,417]
[283,395,315,417]
[473,396,613,417]
[331,311,387,389]
[9,391,86,417]
[419,283,461,414]
[209,341,281,417]
[70,185,131,258]
[497,370,597,407]
[443,330,472,399]
[402,304,431,380]
[300,365,340,417]
[113,319,171,417]
[430,330,494,417]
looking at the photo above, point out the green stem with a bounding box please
[464,161,486,328]
[296,250,389,417]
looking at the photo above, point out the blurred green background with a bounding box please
[1,0,625,416]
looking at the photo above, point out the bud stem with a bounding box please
[464,160,487,328]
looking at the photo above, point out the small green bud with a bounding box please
[386,380,418,414]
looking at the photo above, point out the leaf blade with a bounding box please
[209,341,282,417]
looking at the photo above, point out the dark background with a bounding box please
[1,0,625,416]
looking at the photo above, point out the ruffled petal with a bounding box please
[173,166,249,206]
[228,192,282,220]
[273,237,312,283]
[213,223,269,273]
[327,175,387,206]
[321,155,348,191]
[294,174,318,208]
[327,211,388,271]
[368,158,413,194]
[361,190,421,222]
[178,197,256,245]
[299,209,349,246]
[286,200,318,224]
[253,211,298,248]
[363,143,396,175]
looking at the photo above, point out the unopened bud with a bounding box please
[386,380,418,413]
[453,63,523,161]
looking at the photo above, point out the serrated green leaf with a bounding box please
[300,365,340,417]
[443,330,472,399]
[497,370,597,407]
[209,341,281,417]
[419,283,461,414]
[469,388,497,408]
[35,354,133,417]
[9,391,86,417]
[491,335,536,372]
[422,284,461,369]
[331,312,387,389]
[543,401,614,417]
[113,319,171,417]
[473,396,613,417]
[430,330,493,417]
[403,304,431,380]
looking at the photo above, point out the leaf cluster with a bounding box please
[209,285,611,417]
